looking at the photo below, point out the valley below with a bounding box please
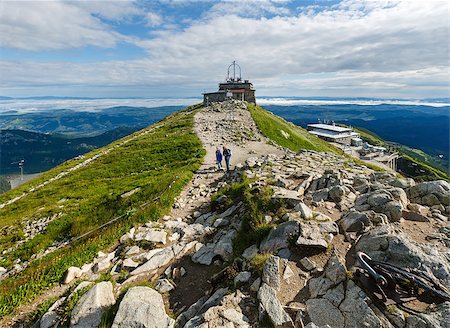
[0,101,448,328]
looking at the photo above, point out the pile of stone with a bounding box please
[34,148,450,328]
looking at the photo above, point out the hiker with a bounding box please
[223,145,232,174]
[215,147,223,170]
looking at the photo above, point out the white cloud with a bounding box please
[146,12,164,27]
[0,0,449,98]
[0,0,139,50]
[206,0,291,18]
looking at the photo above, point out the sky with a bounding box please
[0,0,449,99]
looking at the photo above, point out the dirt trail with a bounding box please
[171,100,284,219]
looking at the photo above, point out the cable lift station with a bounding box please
[203,61,256,105]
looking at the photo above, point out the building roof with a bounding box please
[310,130,350,139]
[307,124,351,133]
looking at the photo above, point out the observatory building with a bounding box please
[203,61,256,105]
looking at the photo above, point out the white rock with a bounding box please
[155,278,175,293]
[125,246,140,256]
[123,258,139,269]
[70,281,115,328]
[112,286,174,328]
[283,264,295,281]
[131,247,174,276]
[63,266,83,284]
[134,228,167,244]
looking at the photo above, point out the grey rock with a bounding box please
[272,186,302,207]
[323,283,345,307]
[329,185,346,203]
[295,202,313,219]
[339,280,384,328]
[220,308,249,326]
[388,178,415,189]
[305,323,332,328]
[234,271,251,285]
[308,277,334,298]
[122,258,139,269]
[402,210,430,222]
[260,221,299,253]
[306,298,344,328]
[213,229,237,261]
[192,243,216,265]
[125,245,140,256]
[250,278,261,292]
[262,255,281,290]
[300,257,316,271]
[182,288,229,327]
[131,246,174,276]
[324,254,347,285]
[367,190,393,208]
[313,188,329,202]
[258,283,293,327]
[277,248,292,260]
[40,297,65,328]
[70,281,115,328]
[242,244,259,260]
[340,211,371,233]
[296,222,328,249]
[408,180,450,206]
[112,286,174,328]
[356,225,450,286]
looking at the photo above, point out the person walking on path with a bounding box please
[223,145,232,174]
[215,147,223,171]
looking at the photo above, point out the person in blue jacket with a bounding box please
[215,147,223,170]
[223,145,232,174]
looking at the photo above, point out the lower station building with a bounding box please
[203,61,256,104]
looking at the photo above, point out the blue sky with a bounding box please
[0,0,448,99]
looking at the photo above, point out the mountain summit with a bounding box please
[1,101,449,328]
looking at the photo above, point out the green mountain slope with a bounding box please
[0,105,204,318]
[247,104,340,153]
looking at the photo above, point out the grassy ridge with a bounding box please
[0,105,205,318]
[247,104,340,154]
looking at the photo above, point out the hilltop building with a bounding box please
[203,61,256,105]
[307,123,363,146]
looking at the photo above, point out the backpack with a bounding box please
[224,148,231,157]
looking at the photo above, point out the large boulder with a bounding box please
[70,281,115,328]
[112,286,174,328]
[260,221,299,253]
[356,225,450,286]
[408,180,450,206]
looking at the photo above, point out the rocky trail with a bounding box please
[19,101,450,328]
